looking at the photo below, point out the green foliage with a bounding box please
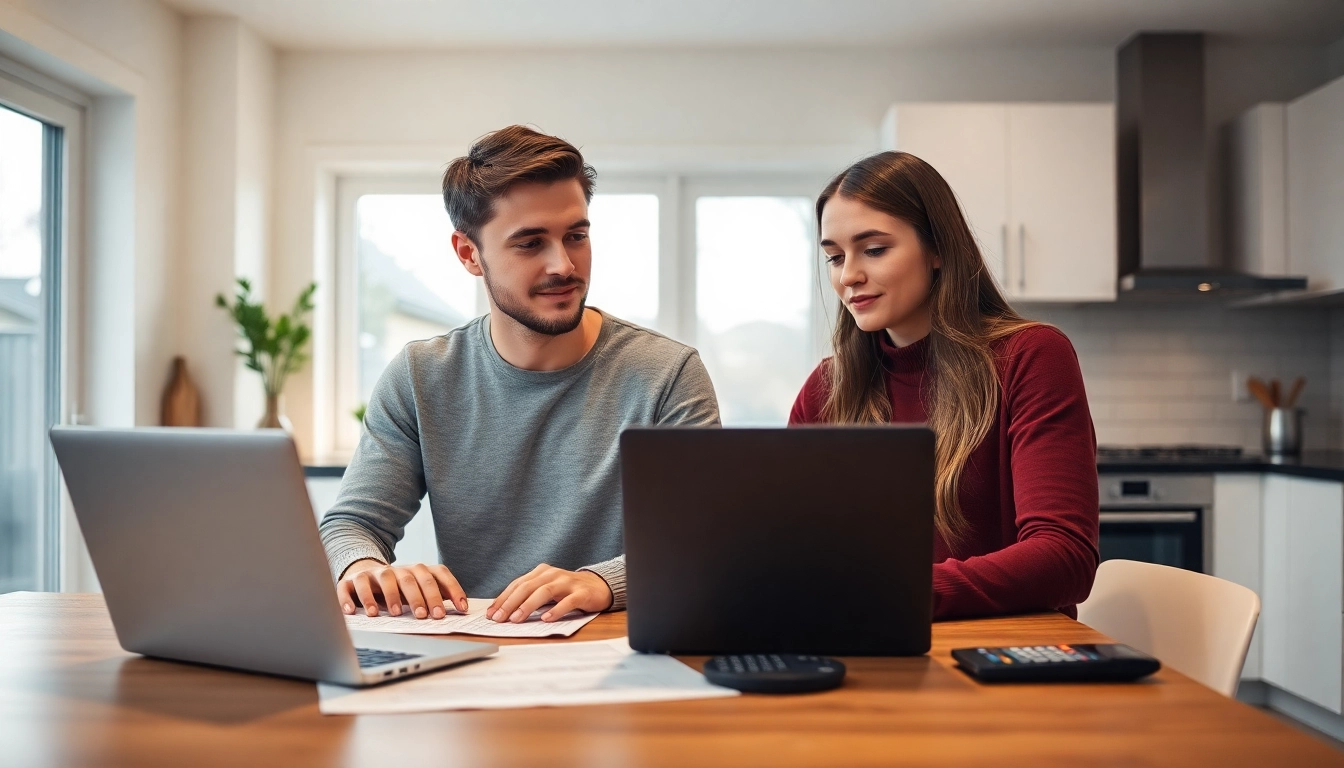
[215,278,317,397]
[353,402,367,424]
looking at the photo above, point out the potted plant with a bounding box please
[215,278,317,430]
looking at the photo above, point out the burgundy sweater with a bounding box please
[789,325,1099,621]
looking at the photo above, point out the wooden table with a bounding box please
[2,593,1340,767]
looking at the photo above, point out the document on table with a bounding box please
[343,597,599,638]
[318,637,739,714]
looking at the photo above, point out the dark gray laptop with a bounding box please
[621,426,934,656]
[49,426,497,686]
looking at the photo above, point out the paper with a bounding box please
[344,597,599,638]
[318,637,739,714]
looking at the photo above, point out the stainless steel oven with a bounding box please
[1097,474,1212,573]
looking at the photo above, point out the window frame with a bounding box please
[0,61,85,593]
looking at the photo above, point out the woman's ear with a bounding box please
[930,252,943,271]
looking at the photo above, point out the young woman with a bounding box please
[790,151,1099,621]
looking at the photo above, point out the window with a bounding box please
[0,69,81,594]
[331,173,832,452]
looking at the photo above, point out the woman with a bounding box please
[790,151,1099,621]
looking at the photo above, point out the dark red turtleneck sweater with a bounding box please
[789,325,1099,621]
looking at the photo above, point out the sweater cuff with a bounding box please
[322,524,392,581]
[578,555,626,612]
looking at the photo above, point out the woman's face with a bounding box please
[819,194,940,345]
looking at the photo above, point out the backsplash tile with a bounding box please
[1020,303,1339,453]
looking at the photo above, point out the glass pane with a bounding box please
[0,105,47,593]
[356,195,478,403]
[695,196,815,426]
[586,194,658,330]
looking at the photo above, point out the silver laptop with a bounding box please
[49,426,497,686]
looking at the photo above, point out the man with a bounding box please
[320,125,718,623]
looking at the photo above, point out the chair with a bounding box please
[1076,559,1260,697]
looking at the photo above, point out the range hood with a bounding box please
[1116,33,1307,295]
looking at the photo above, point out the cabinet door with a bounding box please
[1286,76,1344,292]
[1261,475,1344,712]
[1213,474,1264,679]
[1007,104,1117,302]
[883,104,1009,290]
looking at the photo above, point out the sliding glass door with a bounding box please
[0,70,79,593]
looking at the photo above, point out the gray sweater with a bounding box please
[319,311,720,610]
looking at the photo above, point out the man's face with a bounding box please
[455,179,592,336]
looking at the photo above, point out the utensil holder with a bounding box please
[1263,407,1304,456]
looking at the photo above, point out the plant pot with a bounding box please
[258,393,294,432]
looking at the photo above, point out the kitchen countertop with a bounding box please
[1098,450,1344,482]
[306,451,1344,482]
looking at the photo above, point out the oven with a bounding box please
[1097,474,1212,574]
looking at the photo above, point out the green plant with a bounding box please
[353,402,367,424]
[215,278,317,397]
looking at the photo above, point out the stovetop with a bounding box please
[1097,445,1245,461]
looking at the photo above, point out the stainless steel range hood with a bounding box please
[1116,33,1307,296]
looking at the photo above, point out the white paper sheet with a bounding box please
[318,637,739,714]
[343,597,599,638]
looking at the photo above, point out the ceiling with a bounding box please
[159,0,1344,51]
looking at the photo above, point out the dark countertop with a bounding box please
[1098,451,1344,482]
[307,451,1344,482]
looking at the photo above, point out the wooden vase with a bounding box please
[161,356,202,427]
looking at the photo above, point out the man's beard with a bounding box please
[483,269,588,336]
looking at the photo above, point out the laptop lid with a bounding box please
[622,426,934,656]
[49,427,361,681]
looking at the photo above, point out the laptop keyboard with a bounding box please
[355,647,424,669]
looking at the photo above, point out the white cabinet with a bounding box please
[881,102,1116,302]
[1213,474,1264,679]
[1286,76,1344,293]
[1232,75,1344,296]
[1259,475,1344,713]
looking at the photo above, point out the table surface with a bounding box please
[3,592,1341,768]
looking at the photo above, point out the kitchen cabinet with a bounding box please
[1213,474,1264,679]
[1230,74,1344,296]
[1287,75,1344,294]
[1259,475,1344,713]
[880,102,1116,302]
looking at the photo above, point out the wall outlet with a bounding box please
[1231,370,1251,403]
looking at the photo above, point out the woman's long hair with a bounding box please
[817,152,1039,546]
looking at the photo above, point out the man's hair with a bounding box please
[442,125,596,244]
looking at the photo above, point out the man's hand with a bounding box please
[488,564,613,623]
[336,559,468,619]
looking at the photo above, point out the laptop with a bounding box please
[621,426,935,656]
[49,426,497,686]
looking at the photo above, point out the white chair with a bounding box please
[1076,559,1260,697]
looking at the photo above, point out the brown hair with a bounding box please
[815,151,1040,546]
[441,125,596,243]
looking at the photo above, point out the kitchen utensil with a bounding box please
[1284,377,1306,409]
[1247,378,1276,410]
[1269,379,1281,407]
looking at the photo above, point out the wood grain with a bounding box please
[1,592,1340,768]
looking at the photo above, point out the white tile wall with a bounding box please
[1020,303,1339,452]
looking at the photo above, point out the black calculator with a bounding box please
[951,643,1161,683]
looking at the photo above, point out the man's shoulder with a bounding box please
[597,312,698,369]
[400,316,487,368]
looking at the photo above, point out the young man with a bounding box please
[320,126,718,623]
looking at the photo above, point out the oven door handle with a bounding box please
[1099,511,1198,524]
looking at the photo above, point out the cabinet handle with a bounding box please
[1098,511,1198,524]
[1018,224,1026,292]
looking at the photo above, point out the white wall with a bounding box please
[181,16,275,429]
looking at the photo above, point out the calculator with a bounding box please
[951,643,1161,683]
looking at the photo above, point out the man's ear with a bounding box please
[452,231,484,277]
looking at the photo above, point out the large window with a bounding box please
[0,70,80,594]
[332,174,831,452]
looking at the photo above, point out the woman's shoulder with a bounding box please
[993,322,1076,360]
[789,358,834,424]
[991,323,1085,391]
